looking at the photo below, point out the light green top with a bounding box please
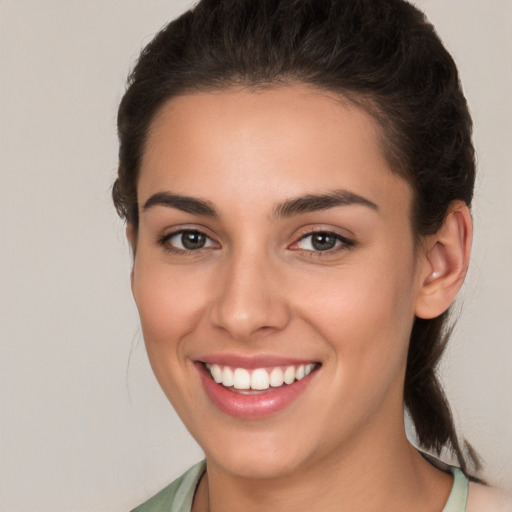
[131,461,206,512]
[130,460,469,512]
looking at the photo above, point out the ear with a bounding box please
[415,201,472,319]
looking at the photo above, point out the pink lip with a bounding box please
[195,356,319,419]
[197,353,316,369]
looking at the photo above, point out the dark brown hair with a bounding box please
[113,0,478,474]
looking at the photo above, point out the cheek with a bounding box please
[294,251,417,390]
[131,257,211,378]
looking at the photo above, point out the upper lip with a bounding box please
[196,353,319,369]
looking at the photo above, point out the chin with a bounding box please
[211,449,307,480]
[199,425,321,480]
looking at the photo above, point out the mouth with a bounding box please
[196,357,320,418]
[204,362,317,393]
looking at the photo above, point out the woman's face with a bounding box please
[131,85,428,479]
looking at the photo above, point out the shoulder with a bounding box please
[130,460,206,512]
[467,482,512,512]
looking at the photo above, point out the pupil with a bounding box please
[312,233,336,251]
[182,231,206,250]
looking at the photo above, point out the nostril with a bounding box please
[209,304,291,341]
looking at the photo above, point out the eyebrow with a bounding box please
[272,189,378,219]
[143,192,219,217]
[142,188,378,219]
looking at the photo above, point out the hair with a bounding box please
[113,0,478,475]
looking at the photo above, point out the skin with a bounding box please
[129,85,472,512]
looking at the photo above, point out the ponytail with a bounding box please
[405,313,481,476]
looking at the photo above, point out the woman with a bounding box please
[113,0,511,510]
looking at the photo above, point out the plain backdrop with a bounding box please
[1,1,511,510]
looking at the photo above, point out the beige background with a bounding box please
[0,1,510,510]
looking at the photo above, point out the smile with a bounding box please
[197,357,320,418]
[205,363,316,392]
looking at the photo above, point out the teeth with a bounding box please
[269,367,284,387]
[210,364,222,383]
[222,366,234,387]
[251,369,269,390]
[233,368,251,389]
[283,366,295,385]
[206,363,317,391]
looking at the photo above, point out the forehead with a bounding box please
[138,85,411,218]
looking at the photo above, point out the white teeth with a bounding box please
[211,364,222,383]
[233,368,251,389]
[269,367,284,387]
[251,369,270,390]
[283,366,295,385]
[207,362,317,390]
[222,366,234,387]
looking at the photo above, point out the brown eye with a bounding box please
[310,233,338,251]
[180,231,207,250]
[294,231,354,253]
[162,230,216,251]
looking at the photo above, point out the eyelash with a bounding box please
[157,229,355,256]
[158,229,218,254]
[291,230,355,256]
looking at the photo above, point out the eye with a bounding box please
[160,230,217,251]
[293,231,354,253]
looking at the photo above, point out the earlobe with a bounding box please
[415,201,472,319]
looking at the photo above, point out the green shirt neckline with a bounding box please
[130,459,469,512]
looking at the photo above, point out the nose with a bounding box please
[209,249,291,341]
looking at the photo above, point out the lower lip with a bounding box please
[197,363,317,419]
